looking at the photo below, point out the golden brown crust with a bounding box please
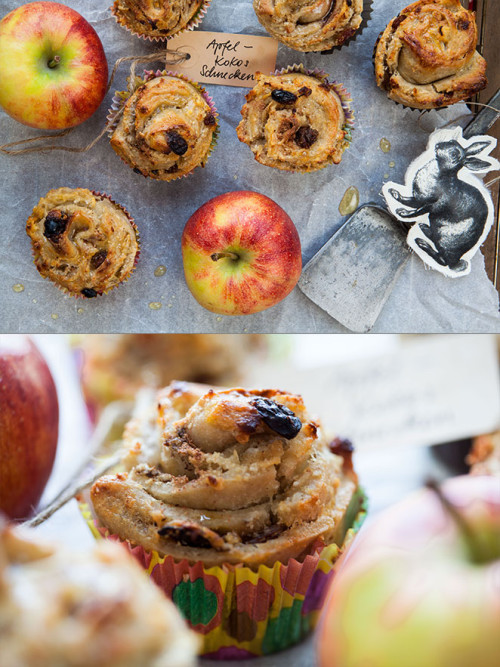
[112,0,205,39]
[254,0,363,51]
[374,0,487,109]
[26,188,139,298]
[236,71,349,172]
[110,75,217,181]
[90,382,360,568]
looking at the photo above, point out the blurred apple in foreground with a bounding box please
[317,475,500,667]
[0,336,59,520]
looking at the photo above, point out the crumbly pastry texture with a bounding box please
[254,1,364,52]
[0,521,198,667]
[26,188,139,298]
[374,0,487,109]
[90,381,360,568]
[236,71,350,172]
[110,75,217,181]
[112,0,205,39]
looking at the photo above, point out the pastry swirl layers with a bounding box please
[26,188,139,298]
[110,75,217,181]
[91,382,359,568]
[0,521,197,667]
[236,71,350,172]
[374,0,487,109]
[112,0,205,39]
[254,1,364,52]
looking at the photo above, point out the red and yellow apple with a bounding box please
[317,475,500,667]
[0,1,108,129]
[0,336,59,520]
[182,191,302,315]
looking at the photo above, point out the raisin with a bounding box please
[158,522,223,550]
[271,89,297,105]
[43,210,69,241]
[329,437,355,475]
[251,398,302,439]
[166,131,188,156]
[298,86,312,97]
[295,126,319,149]
[204,112,216,126]
[457,19,470,31]
[243,524,286,544]
[90,249,107,270]
[81,288,98,298]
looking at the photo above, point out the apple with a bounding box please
[0,336,59,520]
[0,1,108,129]
[316,475,500,667]
[182,191,302,315]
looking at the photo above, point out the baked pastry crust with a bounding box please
[112,0,205,39]
[236,71,349,172]
[254,1,363,52]
[0,521,198,667]
[26,188,139,298]
[90,381,360,568]
[110,75,217,181]
[374,0,487,109]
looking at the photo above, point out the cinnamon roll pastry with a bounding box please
[90,381,361,568]
[0,521,198,667]
[236,70,351,172]
[374,0,487,109]
[112,0,206,40]
[110,75,217,181]
[254,1,364,51]
[26,188,139,298]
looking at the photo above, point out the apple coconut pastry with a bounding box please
[112,0,209,40]
[110,74,218,181]
[254,0,364,52]
[236,70,353,172]
[374,0,487,109]
[0,521,198,667]
[26,188,139,298]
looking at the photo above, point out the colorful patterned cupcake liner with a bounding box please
[111,0,211,43]
[79,488,367,658]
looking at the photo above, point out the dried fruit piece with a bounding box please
[271,89,297,105]
[243,524,286,544]
[166,131,188,156]
[251,397,302,439]
[158,521,226,550]
[204,112,216,126]
[90,249,107,270]
[43,210,70,241]
[81,288,98,298]
[295,126,319,149]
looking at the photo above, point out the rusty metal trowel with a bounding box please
[298,90,500,333]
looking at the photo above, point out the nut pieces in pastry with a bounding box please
[0,520,198,667]
[374,0,487,109]
[236,71,351,172]
[254,0,364,52]
[112,0,206,40]
[90,381,361,568]
[26,188,139,298]
[110,74,218,181]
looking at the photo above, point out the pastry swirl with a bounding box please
[236,71,350,172]
[254,1,364,51]
[26,188,139,298]
[374,0,487,109]
[91,382,359,568]
[110,75,217,181]
[112,0,205,39]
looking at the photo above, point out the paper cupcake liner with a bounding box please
[317,0,373,54]
[107,69,219,181]
[111,0,211,43]
[79,489,367,658]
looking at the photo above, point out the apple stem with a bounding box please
[211,252,239,262]
[48,55,61,69]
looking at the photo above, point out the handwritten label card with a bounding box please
[166,31,279,87]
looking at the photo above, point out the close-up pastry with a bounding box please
[26,188,139,298]
[110,73,218,181]
[374,0,487,109]
[0,520,198,667]
[254,0,364,52]
[236,70,352,172]
[111,0,209,40]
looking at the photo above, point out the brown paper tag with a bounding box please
[166,31,279,87]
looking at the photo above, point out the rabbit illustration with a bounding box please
[383,128,499,278]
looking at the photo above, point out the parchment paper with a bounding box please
[1,0,499,333]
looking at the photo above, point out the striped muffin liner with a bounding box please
[79,488,367,658]
[107,69,219,181]
[28,190,140,300]
[111,0,211,43]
